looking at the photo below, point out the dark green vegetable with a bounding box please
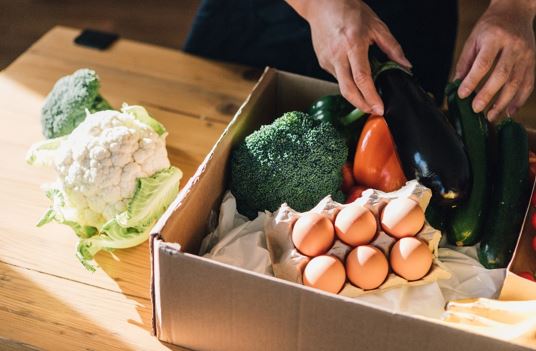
[478,118,530,269]
[41,68,112,138]
[425,203,448,233]
[308,94,367,148]
[445,80,489,246]
[230,111,348,219]
[372,60,471,206]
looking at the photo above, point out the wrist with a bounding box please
[489,0,536,20]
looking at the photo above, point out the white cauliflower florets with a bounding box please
[54,110,170,227]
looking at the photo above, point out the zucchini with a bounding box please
[445,80,489,246]
[478,118,530,269]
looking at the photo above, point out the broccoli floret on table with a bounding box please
[230,111,348,218]
[41,68,111,138]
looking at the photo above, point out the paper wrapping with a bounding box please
[200,186,505,319]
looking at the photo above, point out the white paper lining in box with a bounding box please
[200,188,505,319]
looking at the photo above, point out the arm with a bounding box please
[286,0,411,115]
[455,0,536,121]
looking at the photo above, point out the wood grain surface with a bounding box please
[0,26,257,351]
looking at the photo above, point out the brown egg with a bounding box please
[292,213,334,257]
[390,237,433,281]
[345,245,388,290]
[334,204,377,246]
[380,198,425,238]
[303,255,346,294]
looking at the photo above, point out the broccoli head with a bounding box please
[230,111,348,218]
[41,68,112,138]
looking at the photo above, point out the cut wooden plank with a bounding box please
[0,261,187,351]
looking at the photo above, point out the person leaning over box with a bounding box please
[184,0,535,121]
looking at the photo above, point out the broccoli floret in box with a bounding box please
[230,111,348,218]
[41,68,111,138]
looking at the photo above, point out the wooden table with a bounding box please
[0,26,257,351]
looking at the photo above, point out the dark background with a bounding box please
[1,0,534,125]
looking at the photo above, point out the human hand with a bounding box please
[287,0,411,115]
[454,0,536,121]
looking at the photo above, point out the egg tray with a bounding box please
[264,180,451,297]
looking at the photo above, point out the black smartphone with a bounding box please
[74,29,119,50]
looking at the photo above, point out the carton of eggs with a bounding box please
[265,180,450,296]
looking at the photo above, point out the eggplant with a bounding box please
[374,62,471,205]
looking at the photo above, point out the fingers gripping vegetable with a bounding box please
[27,105,182,270]
[372,60,471,205]
[353,115,406,192]
[230,111,348,219]
[41,68,112,139]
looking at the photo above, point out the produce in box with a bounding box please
[225,60,534,297]
[307,94,366,150]
[230,111,348,218]
[352,115,406,193]
[445,79,490,246]
[373,60,471,206]
[478,118,530,269]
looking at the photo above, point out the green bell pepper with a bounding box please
[307,94,366,148]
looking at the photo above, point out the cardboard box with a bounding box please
[150,68,534,351]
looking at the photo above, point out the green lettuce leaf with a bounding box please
[76,166,181,270]
[77,220,151,272]
[37,188,98,239]
[122,104,166,136]
[116,167,182,227]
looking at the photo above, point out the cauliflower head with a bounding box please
[27,105,182,270]
[54,108,170,228]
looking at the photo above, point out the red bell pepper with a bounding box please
[353,115,406,192]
